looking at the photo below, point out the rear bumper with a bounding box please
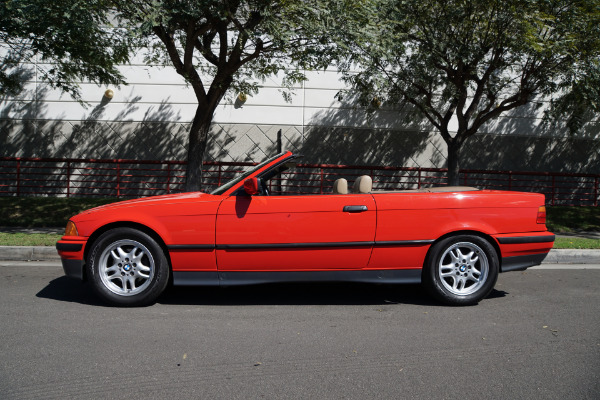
[501,253,549,272]
[494,232,554,272]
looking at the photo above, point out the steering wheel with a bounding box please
[259,178,270,196]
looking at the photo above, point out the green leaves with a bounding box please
[332,0,599,133]
[111,0,339,108]
[325,0,599,184]
[0,0,130,101]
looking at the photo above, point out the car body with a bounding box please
[56,151,555,306]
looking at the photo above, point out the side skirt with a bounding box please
[172,269,422,286]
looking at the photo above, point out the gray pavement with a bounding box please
[0,260,598,399]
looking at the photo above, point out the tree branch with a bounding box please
[152,25,207,104]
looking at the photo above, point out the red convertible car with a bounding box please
[56,151,554,306]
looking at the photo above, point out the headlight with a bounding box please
[65,221,79,236]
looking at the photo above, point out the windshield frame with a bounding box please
[210,152,290,195]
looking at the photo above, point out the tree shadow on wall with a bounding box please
[238,102,440,192]
[290,99,599,175]
[1,82,253,163]
[2,75,598,197]
[0,80,268,195]
[462,103,600,174]
[1,88,186,161]
[281,102,437,168]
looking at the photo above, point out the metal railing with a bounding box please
[0,156,598,206]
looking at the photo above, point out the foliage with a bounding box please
[112,0,335,190]
[0,197,119,227]
[553,237,600,249]
[331,0,600,184]
[0,0,130,101]
[0,232,62,246]
[115,0,326,102]
[546,205,600,233]
[545,61,600,134]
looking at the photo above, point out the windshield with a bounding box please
[210,152,287,195]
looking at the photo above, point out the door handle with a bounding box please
[343,205,368,213]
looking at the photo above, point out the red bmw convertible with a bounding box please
[56,151,554,306]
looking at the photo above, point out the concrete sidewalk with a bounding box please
[1,245,598,264]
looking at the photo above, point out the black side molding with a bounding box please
[217,241,374,250]
[169,240,434,251]
[375,240,434,246]
[168,244,216,250]
[56,243,83,252]
[497,235,555,244]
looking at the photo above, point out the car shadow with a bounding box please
[36,276,107,306]
[157,282,441,306]
[36,277,508,307]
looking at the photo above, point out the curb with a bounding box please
[0,246,599,264]
[0,246,61,261]
[542,249,600,264]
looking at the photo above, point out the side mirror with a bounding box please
[243,177,259,195]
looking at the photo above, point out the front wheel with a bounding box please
[424,235,499,306]
[87,228,170,306]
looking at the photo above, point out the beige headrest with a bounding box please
[332,178,348,194]
[353,175,372,193]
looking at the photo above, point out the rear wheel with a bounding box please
[87,228,169,306]
[424,235,499,306]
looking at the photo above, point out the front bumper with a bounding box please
[56,238,87,280]
[60,258,85,279]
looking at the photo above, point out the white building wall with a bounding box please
[1,54,599,173]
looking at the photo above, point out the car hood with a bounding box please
[77,192,217,215]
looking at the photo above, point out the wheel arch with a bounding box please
[83,221,172,281]
[423,230,501,275]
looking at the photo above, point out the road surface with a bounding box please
[0,261,598,399]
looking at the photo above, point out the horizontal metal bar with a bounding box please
[1,156,597,205]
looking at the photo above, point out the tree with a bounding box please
[0,0,130,100]
[114,0,332,191]
[545,60,600,135]
[333,0,600,185]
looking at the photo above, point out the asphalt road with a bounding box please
[0,261,598,400]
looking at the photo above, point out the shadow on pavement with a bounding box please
[158,282,441,306]
[37,278,508,307]
[36,276,106,306]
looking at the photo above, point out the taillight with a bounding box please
[536,206,546,224]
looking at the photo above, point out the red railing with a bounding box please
[0,156,598,206]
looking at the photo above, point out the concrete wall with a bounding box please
[1,58,598,173]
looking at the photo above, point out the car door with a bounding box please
[215,193,376,271]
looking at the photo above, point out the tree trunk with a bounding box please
[184,109,212,192]
[446,139,461,186]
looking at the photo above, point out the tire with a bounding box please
[424,235,499,306]
[87,228,169,306]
